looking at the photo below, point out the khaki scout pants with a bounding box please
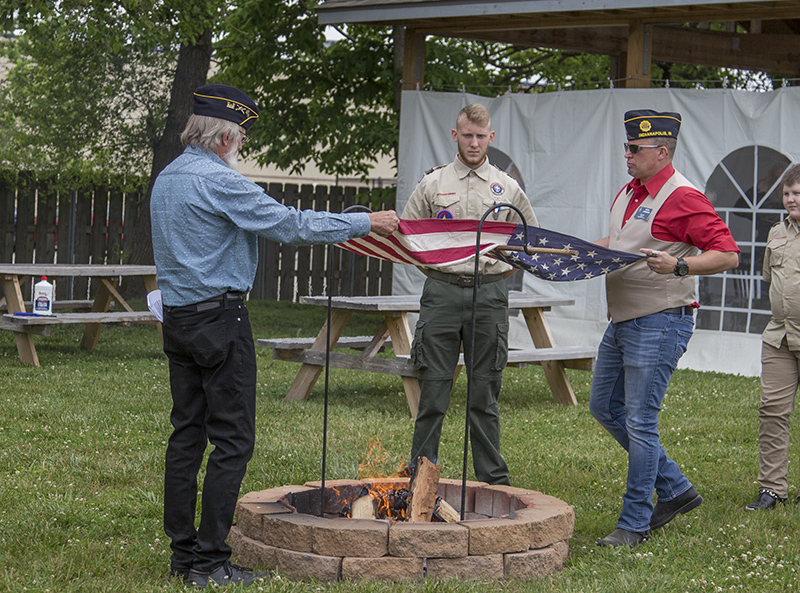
[409,276,511,485]
[758,339,800,498]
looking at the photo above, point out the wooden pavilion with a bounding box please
[316,0,800,89]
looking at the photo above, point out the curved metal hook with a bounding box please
[459,203,530,519]
[320,202,374,516]
[477,203,532,255]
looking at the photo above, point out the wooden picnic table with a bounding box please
[0,264,159,366]
[258,292,596,417]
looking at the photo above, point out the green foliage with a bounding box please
[216,5,613,179]
[0,0,224,181]
[215,1,399,180]
[0,1,782,186]
[424,38,611,93]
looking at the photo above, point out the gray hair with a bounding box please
[181,115,240,151]
[654,137,677,158]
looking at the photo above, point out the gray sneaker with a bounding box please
[188,561,270,589]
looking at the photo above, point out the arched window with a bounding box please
[701,146,791,333]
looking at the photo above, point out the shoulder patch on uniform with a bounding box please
[418,164,447,184]
[425,164,447,176]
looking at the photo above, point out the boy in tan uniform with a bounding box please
[747,164,800,510]
[402,103,537,485]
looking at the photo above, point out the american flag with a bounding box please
[339,218,644,281]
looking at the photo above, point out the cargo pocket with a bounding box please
[491,322,509,372]
[410,320,427,370]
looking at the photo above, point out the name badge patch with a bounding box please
[634,206,653,221]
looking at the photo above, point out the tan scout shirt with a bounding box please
[402,156,538,276]
[762,217,800,352]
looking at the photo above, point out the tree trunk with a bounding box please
[128,28,213,286]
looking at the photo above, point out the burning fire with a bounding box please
[325,437,411,521]
[324,438,459,523]
[337,484,409,521]
[356,436,408,480]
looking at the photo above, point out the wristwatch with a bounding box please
[674,257,690,277]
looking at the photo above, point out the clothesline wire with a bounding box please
[410,76,800,95]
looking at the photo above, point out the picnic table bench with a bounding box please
[0,264,159,366]
[0,299,115,313]
[257,293,596,417]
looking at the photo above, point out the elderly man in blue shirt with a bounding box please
[151,84,397,589]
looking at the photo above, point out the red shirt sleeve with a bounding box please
[652,187,740,253]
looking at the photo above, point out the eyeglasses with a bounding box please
[624,143,661,155]
[240,132,250,144]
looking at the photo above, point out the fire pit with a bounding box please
[229,477,574,582]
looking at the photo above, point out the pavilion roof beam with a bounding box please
[356,7,800,34]
[453,26,800,75]
[318,2,800,27]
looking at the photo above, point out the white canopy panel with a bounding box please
[394,87,800,376]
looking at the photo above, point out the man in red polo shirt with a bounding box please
[590,110,740,547]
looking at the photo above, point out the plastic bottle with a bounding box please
[33,276,54,315]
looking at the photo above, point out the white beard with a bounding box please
[221,143,240,170]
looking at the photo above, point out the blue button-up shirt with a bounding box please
[151,146,371,306]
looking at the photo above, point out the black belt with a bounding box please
[426,269,505,288]
[662,305,695,316]
[168,291,244,313]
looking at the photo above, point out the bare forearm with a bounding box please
[640,248,739,275]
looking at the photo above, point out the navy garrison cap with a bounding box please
[624,110,681,140]
[193,84,259,130]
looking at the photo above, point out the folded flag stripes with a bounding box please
[339,218,645,281]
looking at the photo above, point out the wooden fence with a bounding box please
[0,172,146,300]
[0,172,395,301]
[252,183,394,301]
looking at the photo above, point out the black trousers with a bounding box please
[162,296,256,573]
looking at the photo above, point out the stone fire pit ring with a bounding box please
[229,477,574,582]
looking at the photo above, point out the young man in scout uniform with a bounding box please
[402,103,537,485]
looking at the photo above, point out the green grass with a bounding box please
[1,300,799,592]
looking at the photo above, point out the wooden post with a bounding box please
[402,27,426,91]
[625,20,652,88]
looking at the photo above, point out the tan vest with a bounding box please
[606,169,699,323]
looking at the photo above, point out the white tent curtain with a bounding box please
[394,88,800,376]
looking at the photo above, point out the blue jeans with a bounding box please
[589,310,694,533]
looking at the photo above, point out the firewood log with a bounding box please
[350,494,377,519]
[433,497,460,523]
[407,456,440,522]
